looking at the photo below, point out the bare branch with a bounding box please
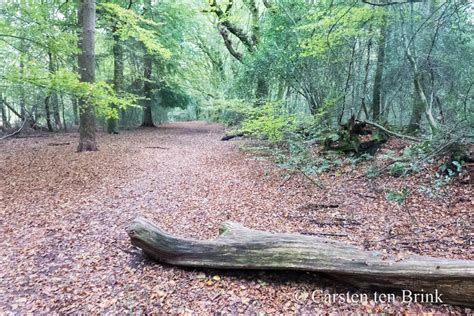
[361,0,414,6]
[358,120,420,142]
[0,118,27,141]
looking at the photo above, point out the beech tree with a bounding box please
[77,0,97,152]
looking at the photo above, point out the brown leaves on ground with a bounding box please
[0,121,472,314]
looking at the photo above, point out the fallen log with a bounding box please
[128,217,474,306]
[47,142,70,146]
[221,133,244,141]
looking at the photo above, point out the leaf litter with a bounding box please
[0,121,472,314]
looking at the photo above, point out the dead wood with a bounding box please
[358,120,420,142]
[128,217,474,306]
[221,133,244,141]
[47,142,70,146]
[144,146,170,149]
[0,119,27,141]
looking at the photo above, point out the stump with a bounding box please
[128,217,474,305]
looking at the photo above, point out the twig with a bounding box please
[309,218,361,226]
[144,146,169,149]
[279,174,293,187]
[48,142,70,146]
[303,203,339,209]
[296,167,325,189]
[400,238,439,245]
[353,191,377,199]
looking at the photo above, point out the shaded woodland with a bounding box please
[0,0,473,314]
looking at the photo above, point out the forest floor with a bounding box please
[0,121,472,314]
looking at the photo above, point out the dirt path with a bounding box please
[0,121,471,314]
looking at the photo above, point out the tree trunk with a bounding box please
[360,38,372,120]
[60,94,67,132]
[255,77,268,105]
[1,97,23,120]
[42,52,54,132]
[44,95,54,132]
[77,0,97,152]
[372,22,386,121]
[107,24,123,134]
[128,217,474,306]
[141,50,154,127]
[407,77,425,132]
[52,95,62,130]
[1,97,11,129]
[19,41,26,119]
[408,73,437,134]
[72,97,79,126]
[339,41,357,123]
[48,51,62,131]
[404,15,437,135]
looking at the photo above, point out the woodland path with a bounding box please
[0,121,471,314]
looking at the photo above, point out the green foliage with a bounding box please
[418,161,460,197]
[389,161,409,177]
[6,63,137,120]
[99,3,171,59]
[206,99,252,126]
[299,5,385,57]
[158,85,191,109]
[277,139,311,169]
[365,164,379,178]
[385,188,408,204]
[348,153,373,166]
[240,102,296,141]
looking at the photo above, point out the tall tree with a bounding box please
[77,0,97,151]
[403,5,437,134]
[141,49,154,127]
[107,23,124,134]
[140,0,156,127]
[372,19,386,121]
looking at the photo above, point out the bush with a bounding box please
[240,101,296,141]
[389,161,409,177]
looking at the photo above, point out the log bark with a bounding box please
[128,217,474,306]
[77,0,98,152]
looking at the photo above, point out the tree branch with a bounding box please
[358,120,420,142]
[1,98,23,119]
[217,23,243,62]
[361,0,413,6]
[209,0,255,52]
[0,118,27,141]
[244,0,260,46]
[0,34,46,48]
